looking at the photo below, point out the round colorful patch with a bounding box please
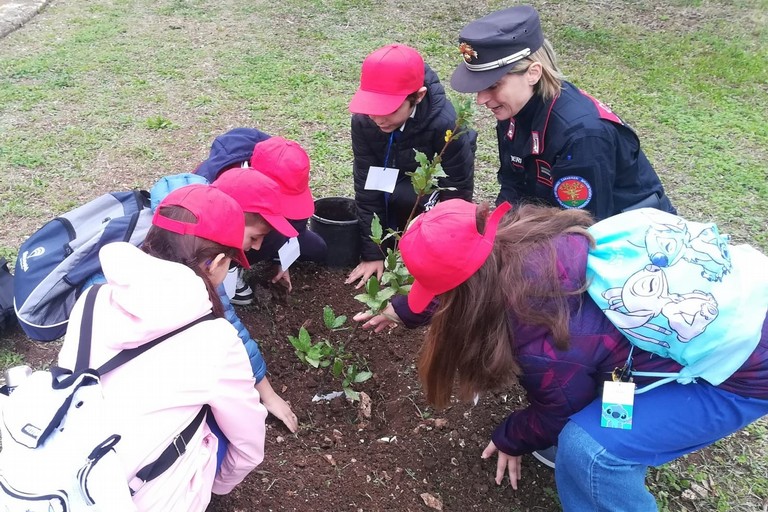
[554,176,593,209]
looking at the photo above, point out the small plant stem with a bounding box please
[346,320,362,346]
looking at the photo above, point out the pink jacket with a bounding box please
[58,243,267,512]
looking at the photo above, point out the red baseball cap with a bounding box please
[400,199,512,313]
[348,44,425,116]
[250,137,314,219]
[212,168,299,238]
[152,184,251,269]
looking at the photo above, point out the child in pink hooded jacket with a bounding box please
[57,185,267,512]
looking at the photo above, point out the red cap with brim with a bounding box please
[348,44,425,116]
[213,168,299,238]
[250,137,315,220]
[153,185,251,269]
[400,199,512,313]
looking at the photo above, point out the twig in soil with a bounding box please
[265,479,279,492]
[345,320,361,346]
[405,395,427,419]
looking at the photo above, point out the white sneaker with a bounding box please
[230,270,254,306]
[532,446,557,469]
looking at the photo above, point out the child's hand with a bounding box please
[353,303,401,332]
[255,377,298,433]
[345,260,384,289]
[271,266,292,292]
[481,440,522,489]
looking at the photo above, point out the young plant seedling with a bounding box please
[287,326,334,369]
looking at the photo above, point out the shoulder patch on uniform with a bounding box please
[554,176,593,209]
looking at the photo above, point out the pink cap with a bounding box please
[213,168,299,238]
[152,185,250,269]
[348,44,425,116]
[250,137,314,219]
[400,199,512,313]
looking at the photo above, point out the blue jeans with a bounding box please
[556,422,657,511]
[556,383,768,511]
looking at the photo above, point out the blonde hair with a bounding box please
[509,39,564,101]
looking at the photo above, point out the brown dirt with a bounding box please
[204,262,560,512]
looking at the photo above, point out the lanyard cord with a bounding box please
[383,132,395,169]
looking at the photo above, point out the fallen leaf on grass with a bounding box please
[420,492,443,510]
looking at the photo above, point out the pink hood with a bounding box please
[58,243,266,512]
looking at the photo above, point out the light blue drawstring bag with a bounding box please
[586,208,768,392]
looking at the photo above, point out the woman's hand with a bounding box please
[353,303,401,333]
[255,377,298,433]
[482,440,522,489]
[344,260,384,289]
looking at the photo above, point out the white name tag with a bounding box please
[364,166,399,193]
[278,237,300,271]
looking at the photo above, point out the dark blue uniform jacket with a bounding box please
[496,82,675,220]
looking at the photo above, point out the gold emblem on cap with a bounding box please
[458,42,478,62]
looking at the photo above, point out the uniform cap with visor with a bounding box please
[450,5,545,93]
[399,199,512,313]
[152,184,251,269]
[348,44,425,116]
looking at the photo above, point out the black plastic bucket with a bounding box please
[309,197,360,267]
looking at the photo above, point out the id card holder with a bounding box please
[364,166,399,193]
[600,381,635,430]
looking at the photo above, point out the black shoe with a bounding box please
[532,446,557,469]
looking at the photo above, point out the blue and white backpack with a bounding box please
[586,208,768,392]
[13,190,152,341]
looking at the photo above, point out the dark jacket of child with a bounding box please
[351,65,476,261]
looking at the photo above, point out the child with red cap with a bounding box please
[345,43,476,289]
[57,185,267,512]
[194,129,326,298]
[248,136,328,291]
[356,199,768,512]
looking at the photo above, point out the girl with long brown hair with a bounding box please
[356,199,768,511]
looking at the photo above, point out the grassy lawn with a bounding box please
[0,0,766,510]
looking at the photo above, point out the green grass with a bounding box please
[0,0,766,509]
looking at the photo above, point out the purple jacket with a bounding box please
[393,234,768,456]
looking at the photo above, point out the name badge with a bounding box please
[364,166,399,193]
[278,237,300,271]
[600,381,635,430]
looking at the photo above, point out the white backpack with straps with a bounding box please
[0,285,211,511]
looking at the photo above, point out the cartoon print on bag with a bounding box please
[643,214,732,282]
[601,265,719,347]
[554,176,592,209]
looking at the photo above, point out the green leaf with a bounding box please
[332,357,343,378]
[332,315,347,329]
[370,214,383,244]
[365,275,380,295]
[354,371,373,383]
[298,326,311,350]
[306,356,321,368]
[344,387,360,401]
[322,306,335,329]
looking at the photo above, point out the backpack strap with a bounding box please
[74,283,216,493]
[74,284,215,375]
[128,404,210,495]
